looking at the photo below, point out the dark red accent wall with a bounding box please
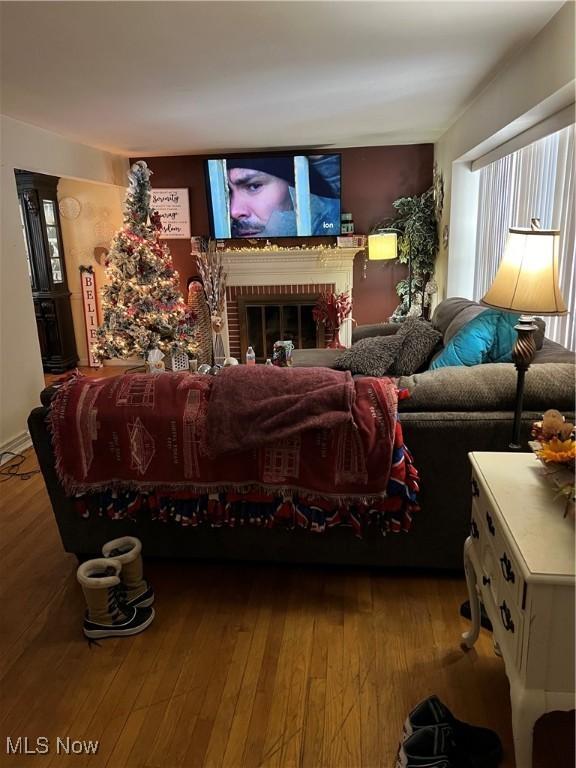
[132,144,433,326]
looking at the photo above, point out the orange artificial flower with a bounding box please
[537,438,576,465]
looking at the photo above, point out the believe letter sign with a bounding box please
[151,188,191,239]
[80,265,100,368]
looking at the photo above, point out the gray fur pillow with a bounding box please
[334,334,404,376]
[393,318,443,375]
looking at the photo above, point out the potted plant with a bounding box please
[375,187,439,320]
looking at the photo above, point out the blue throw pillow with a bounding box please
[429,309,520,369]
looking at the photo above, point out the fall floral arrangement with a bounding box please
[313,290,353,349]
[530,409,575,518]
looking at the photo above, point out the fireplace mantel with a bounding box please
[220,246,359,271]
[219,246,360,355]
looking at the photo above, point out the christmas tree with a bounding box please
[95,161,197,362]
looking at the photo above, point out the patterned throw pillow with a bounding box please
[393,318,443,375]
[334,334,404,376]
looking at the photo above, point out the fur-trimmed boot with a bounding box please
[101,536,154,609]
[77,558,154,639]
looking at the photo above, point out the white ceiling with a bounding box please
[0,1,565,156]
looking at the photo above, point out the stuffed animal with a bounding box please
[541,409,575,440]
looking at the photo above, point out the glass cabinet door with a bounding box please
[42,200,63,284]
[19,201,36,289]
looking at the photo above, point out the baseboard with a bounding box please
[1,430,32,463]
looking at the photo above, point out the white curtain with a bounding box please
[474,124,575,350]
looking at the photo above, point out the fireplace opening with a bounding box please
[238,294,325,362]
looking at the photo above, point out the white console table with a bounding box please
[462,452,575,768]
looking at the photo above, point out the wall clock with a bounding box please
[58,196,81,220]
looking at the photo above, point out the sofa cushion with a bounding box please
[430,310,520,369]
[431,297,478,336]
[334,334,403,376]
[393,318,443,375]
[398,362,576,412]
[443,305,488,344]
[532,337,574,364]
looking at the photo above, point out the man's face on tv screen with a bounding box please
[228,168,293,237]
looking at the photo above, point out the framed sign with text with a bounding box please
[151,188,191,239]
[80,266,100,367]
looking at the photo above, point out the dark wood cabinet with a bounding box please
[16,171,78,372]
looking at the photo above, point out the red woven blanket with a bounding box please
[205,365,355,456]
[50,371,401,502]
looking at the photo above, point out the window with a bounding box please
[474,124,575,350]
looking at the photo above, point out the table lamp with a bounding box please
[481,218,567,450]
[368,230,413,309]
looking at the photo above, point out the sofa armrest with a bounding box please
[352,323,400,343]
[291,349,342,368]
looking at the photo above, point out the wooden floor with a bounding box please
[0,451,573,768]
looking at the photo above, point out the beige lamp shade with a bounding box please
[482,226,567,315]
[368,232,397,261]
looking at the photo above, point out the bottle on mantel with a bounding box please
[246,346,256,366]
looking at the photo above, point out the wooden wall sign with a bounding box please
[151,188,191,239]
[80,266,100,367]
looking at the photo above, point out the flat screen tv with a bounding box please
[205,154,341,239]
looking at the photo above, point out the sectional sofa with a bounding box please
[28,298,574,570]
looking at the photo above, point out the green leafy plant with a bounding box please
[375,187,439,320]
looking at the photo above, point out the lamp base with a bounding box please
[509,316,538,451]
[512,315,538,368]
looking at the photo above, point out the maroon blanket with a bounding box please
[205,366,354,456]
[50,371,400,502]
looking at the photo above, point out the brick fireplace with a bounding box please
[219,246,359,360]
[227,283,335,361]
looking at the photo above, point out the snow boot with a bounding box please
[101,536,154,609]
[402,696,502,768]
[77,558,154,639]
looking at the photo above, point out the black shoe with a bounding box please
[83,605,155,639]
[402,697,502,768]
[396,725,457,768]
